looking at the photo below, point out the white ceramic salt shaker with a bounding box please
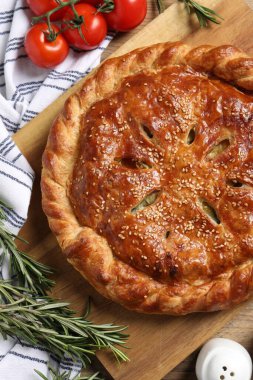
[196,338,252,380]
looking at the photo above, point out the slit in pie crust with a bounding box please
[41,42,253,315]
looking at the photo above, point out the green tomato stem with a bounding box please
[97,0,115,14]
[31,0,80,24]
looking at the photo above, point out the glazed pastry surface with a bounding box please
[42,42,253,314]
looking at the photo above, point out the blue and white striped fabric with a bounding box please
[0,0,113,378]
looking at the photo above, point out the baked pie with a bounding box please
[41,42,253,315]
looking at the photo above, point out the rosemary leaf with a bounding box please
[35,367,103,380]
[0,196,128,372]
[0,200,54,295]
[156,1,222,27]
[181,0,223,27]
[0,281,129,366]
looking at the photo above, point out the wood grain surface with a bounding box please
[12,1,253,379]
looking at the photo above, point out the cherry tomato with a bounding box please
[27,0,68,21]
[25,23,69,68]
[104,0,147,31]
[63,4,107,50]
[82,0,102,6]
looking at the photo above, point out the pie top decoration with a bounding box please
[41,42,253,315]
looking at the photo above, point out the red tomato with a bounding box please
[25,23,69,68]
[104,0,147,31]
[63,4,107,50]
[82,0,102,6]
[27,0,68,20]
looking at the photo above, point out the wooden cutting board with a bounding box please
[12,1,253,379]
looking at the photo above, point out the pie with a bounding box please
[41,42,253,315]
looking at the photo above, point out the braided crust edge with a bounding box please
[41,41,253,315]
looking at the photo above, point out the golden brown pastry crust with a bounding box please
[41,42,253,315]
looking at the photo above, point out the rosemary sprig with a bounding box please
[0,200,54,295]
[156,0,222,27]
[0,281,129,366]
[0,200,129,371]
[182,0,223,27]
[35,367,102,380]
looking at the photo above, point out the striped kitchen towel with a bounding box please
[0,0,113,379]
